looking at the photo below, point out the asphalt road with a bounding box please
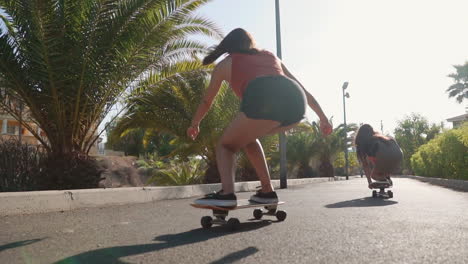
[1,178,467,264]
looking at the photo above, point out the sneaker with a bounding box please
[386,177,393,187]
[194,191,237,207]
[249,190,279,204]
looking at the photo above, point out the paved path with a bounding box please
[1,178,467,264]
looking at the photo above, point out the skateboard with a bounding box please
[370,181,393,198]
[191,199,287,231]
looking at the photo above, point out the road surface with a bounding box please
[1,177,467,264]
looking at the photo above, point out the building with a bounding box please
[1,108,102,155]
[446,112,468,129]
[0,108,45,145]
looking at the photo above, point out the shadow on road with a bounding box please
[53,221,271,264]
[325,197,398,208]
[210,246,259,264]
[0,238,45,253]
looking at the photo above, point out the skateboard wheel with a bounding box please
[253,209,263,220]
[201,216,213,229]
[372,190,377,198]
[227,218,240,231]
[387,190,393,198]
[276,210,287,221]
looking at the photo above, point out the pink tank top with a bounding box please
[230,50,284,98]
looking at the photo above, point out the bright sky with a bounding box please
[2,1,467,138]
[197,0,468,135]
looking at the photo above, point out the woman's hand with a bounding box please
[319,119,333,136]
[187,124,200,140]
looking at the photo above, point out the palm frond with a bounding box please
[0,0,217,155]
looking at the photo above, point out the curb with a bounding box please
[0,176,360,216]
[395,175,468,192]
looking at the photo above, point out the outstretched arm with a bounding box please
[187,58,228,139]
[360,158,375,188]
[281,63,332,135]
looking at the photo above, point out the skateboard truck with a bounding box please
[370,181,393,198]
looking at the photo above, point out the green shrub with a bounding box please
[411,124,468,179]
[135,160,149,168]
[148,158,205,186]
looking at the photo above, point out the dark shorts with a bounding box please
[375,140,404,174]
[240,75,307,126]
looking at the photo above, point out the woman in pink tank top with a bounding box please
[188,28,332,207]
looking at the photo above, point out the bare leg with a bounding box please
[217,113,281,194]
[241,122,300,193]
[243,140,274,193]
[216,142,236,194]
[265,122,299,136]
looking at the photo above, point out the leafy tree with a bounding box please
[284,122,320,178]
[106,127,145,156]
[106,123,176,158]
[318,122,358,177]
[236,135,279,181]
[447,62,468,103]
[0,0,220,189]
[141,129,177,158]
[291,121,357,178]
[333,151,359,176]
[394,113,442,171]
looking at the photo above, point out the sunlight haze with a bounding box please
[198,0,468,134]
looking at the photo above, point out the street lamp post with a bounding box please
[342,82,349,180]
[275,0,287,189]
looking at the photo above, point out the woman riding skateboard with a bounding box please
[188,28,332,207]
[354,124,403,189]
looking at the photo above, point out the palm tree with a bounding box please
[311,121,357,178]
[447,62,468,103]
[0,0,221,189]
[112,63,240,183]
[236,135,279,181]
[283,122,319,178]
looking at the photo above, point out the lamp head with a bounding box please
[342,82,349,90]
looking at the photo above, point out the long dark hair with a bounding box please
[202,28,260,65]
[355,124,390,162]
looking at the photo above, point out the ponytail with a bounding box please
[202,46,226,65]
[202,28,259,65]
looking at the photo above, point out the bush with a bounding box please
[411,125,468,179]
[38,153,104,190]
[0,139,46,192]
[135,160,149,168]
[148,158,205,186]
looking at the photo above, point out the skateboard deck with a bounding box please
[369,181,392,189]
[191,199,287,230]
[191,199,285,211]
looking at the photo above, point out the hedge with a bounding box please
[411,124,468,179]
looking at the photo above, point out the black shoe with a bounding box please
[249,190,279,204]
[194,191,237,207]
[386,177,393,186]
